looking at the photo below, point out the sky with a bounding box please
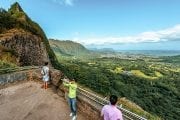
[1,0,180,50]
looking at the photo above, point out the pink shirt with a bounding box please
[101,105,123,120]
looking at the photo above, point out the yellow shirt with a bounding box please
[63,82,77,98]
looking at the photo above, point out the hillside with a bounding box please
[160,55,180,64]
[56,54,180,120]
[49,39,90,57]
[0,2,57,67]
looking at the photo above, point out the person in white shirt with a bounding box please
[41,62,49,89]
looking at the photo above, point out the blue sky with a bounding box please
[1,0,180,50]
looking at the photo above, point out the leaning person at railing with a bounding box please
[63,79,77,120]
[101,95,123,120]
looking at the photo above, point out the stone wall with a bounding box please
[0,71,27,84]
[0,68,63,82]
[77,95,101,120]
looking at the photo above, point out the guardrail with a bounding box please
[0,66,39,74]
[78,87,147,120]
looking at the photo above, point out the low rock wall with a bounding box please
[77,95,101,120]
[0,71,27,84]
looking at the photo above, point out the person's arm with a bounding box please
[70,83,77,89]
[100,113,104,120]
[41,67,44,75]
[63,81,70,87]
[100,106,105,120]
[118,111,123,120]
[119,114,123,120]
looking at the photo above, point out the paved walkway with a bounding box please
[0,81,86,120]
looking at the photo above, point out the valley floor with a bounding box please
[0,81,86,120]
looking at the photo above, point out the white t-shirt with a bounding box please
[41,66,49,82]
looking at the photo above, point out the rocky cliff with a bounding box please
[0,2,57,66]
[0,29,48,66]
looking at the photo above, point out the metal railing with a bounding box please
[78,87,147,120]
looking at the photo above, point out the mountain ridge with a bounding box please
[49,39,90,57]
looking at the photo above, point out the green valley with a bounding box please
[50,41,180,120]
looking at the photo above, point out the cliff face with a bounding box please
[0,2,57,67]
[0,29,48,66]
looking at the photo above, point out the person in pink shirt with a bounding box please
[101,95,123,120]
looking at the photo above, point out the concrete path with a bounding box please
[0,81,86,120]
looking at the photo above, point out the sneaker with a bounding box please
[69,113,73,117]
[72,115,77,120]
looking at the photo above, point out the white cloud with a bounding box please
[72,24,180,45]
[72,32,80,36]
[52,0,75,6]
[64,0,74,6]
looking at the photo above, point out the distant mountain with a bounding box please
[0,2,57,66]
[89,48,115,53]
[86,40,180,51]
[49,39,90,57]
[117,50,180,56]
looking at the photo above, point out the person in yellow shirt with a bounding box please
[63,79,77,120]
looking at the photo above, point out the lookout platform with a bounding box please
[0,67,147,120]
[0,81,86,120]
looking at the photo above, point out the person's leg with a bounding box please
[45,82,48,89]
[72,98,77,120]
[68,97,74,115]
[41,77,45,88]
[71,98,77,116]
[43,81,46,89]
